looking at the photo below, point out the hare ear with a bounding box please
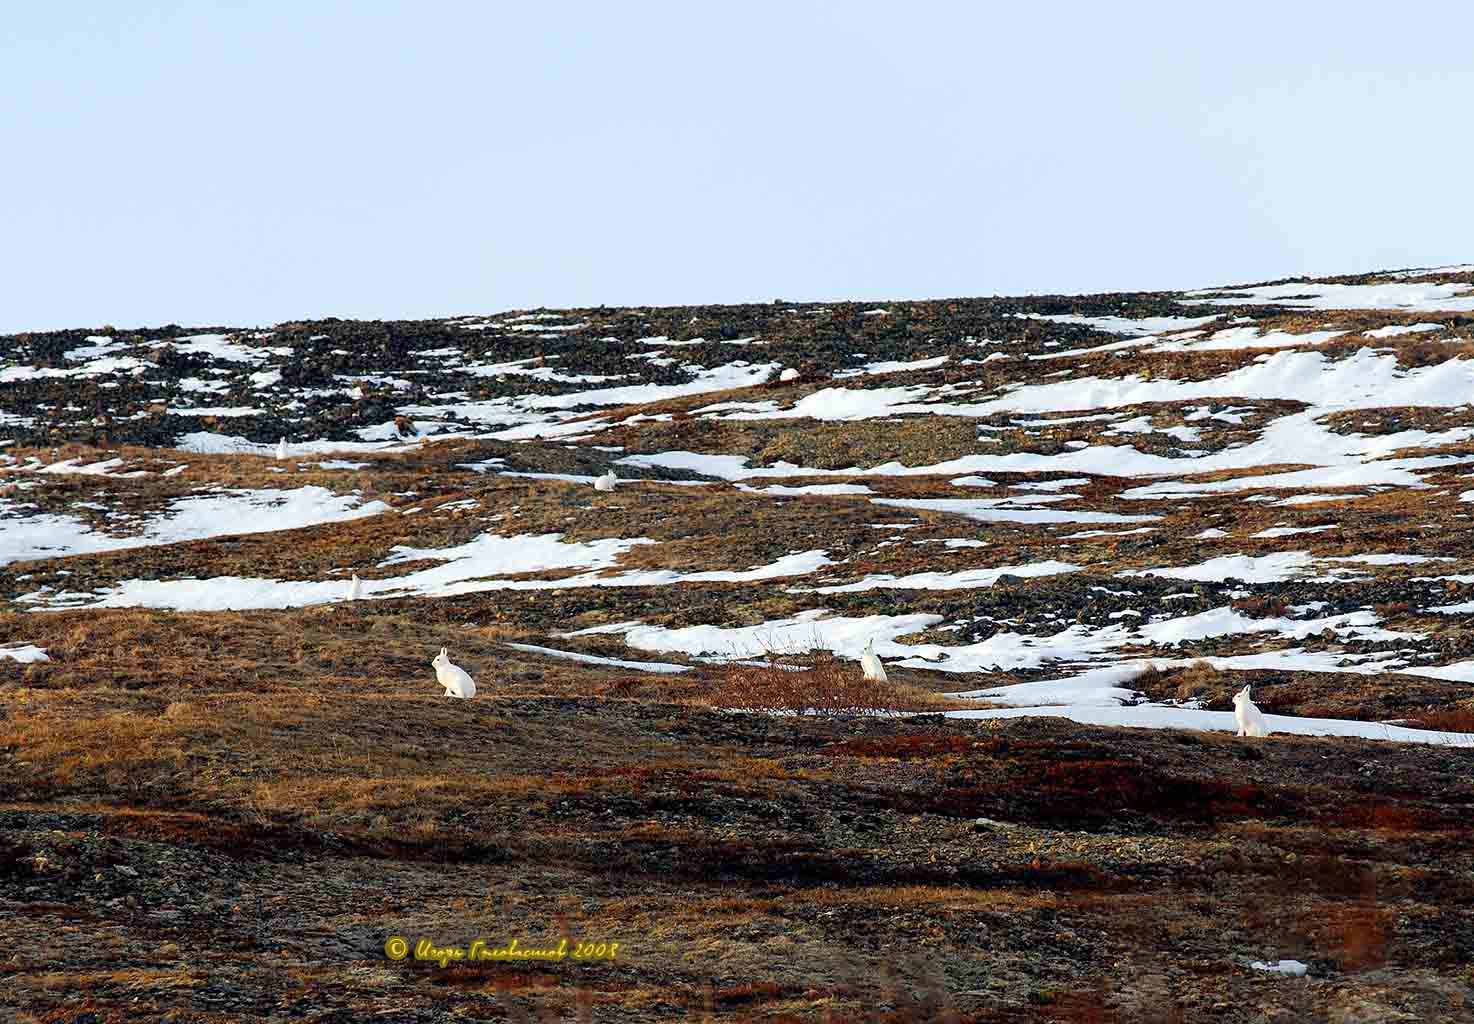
[439,646,447,656]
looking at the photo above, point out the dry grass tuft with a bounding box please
[707,653,960,716]
[1230,595,1289,618]
[1405,706,1474,734]
[1133,660,1228,703]
[1385,336,1474,369]
[1171,661,1224,702]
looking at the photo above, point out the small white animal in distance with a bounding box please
[347,574,362,601]
[275,437,288,461]
[860,638,888,683]
[432,647,476,699]
[594,470,618,492]
[779,367,800,382]
[1233,685,1271,737]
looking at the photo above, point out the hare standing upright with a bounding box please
[432,647,476,699]
[860,638,887,683]
[1233,685,1270,737]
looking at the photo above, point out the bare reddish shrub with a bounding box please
[709,653,933,716]
[1409,707,1474,733]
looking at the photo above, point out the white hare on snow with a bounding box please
[860,638,888,683]
[1233,685,1270,737]
[432,647,477,699]
[594,470,617,492]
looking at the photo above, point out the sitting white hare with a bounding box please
[859,638,888,683]
[431,647,476,699]
[1233,685,1270,737]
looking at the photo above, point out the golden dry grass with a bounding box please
[12,285,1474,1024]
[706,654,966,716]
[0,606,522,694]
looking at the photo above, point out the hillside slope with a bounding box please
[4,265,1474,1021]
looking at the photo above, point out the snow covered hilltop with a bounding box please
[5,263,1474,1020]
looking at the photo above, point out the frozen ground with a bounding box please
[7,264,1474,1023]
[5,262,1474,737]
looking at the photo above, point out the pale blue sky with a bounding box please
[4,2,1472,333]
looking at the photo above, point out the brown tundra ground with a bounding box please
[4,271,1474,1021]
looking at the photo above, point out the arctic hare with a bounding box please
[432,647,476,699]
[347,574,362,601]
[275,437,288,461]
[860,638,888,683]
[1233,685,1270,737]
[594,470,617,492]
